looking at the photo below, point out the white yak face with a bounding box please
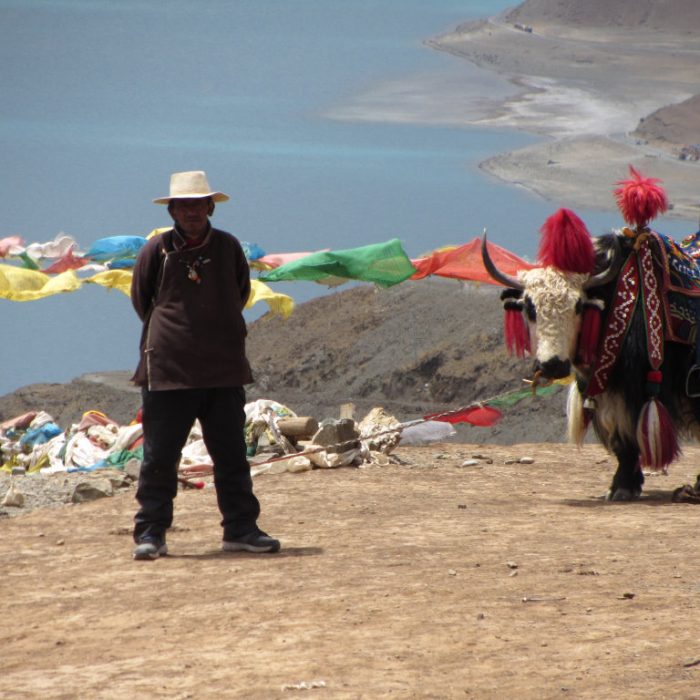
[519,267,589,376]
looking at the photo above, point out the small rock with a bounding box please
[2,482,24,508]
[56,539,65,546]
[104,472,131,489]
[109,526,131,536]
[519,456,535,464]
[506,561,518,569]
[311,418,359,448]
[504,459,516,465]
[448,569,457,576]
[476,612,485,620]
[71,478,114,503]
[124,458,141,481]
[460,459,480,467]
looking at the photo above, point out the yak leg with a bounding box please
[607,441,644,501]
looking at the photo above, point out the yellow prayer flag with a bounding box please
[0,265,81,301]
[84,270,133,296]
[247,279,294,318]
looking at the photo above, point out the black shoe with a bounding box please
[133,537,168,560]
[222,529,280,553]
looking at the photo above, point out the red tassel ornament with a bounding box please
[614,165,668,229]
[503,301,530,357]
[636,371,681,471]
[538,208,596,274]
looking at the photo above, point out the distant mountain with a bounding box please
[505,0,700,32]
[634,94,700,154]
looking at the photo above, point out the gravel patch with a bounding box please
[0,469,135,519]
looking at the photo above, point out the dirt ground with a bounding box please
[3,441,700,699]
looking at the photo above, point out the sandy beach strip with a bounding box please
[324,57,522,127]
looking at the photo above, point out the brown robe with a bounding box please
[130,226,253,390]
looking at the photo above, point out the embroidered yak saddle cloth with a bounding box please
[586,229,700,398]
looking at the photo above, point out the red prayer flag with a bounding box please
[42,248,89,274]
[411,238,534,285]
[423,405,502,427]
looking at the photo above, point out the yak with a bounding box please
[482,167,700,500]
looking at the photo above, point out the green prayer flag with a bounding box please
[106,445,144,469]
[259,238,416,288]
[19,252,40,270]
[488,383,561,409]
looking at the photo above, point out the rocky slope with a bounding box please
[633,94,700,157]
[504,0,700,32]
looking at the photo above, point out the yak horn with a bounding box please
[481,230,524,290]
[583,233,623,290]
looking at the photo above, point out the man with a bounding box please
[130,170,280,560]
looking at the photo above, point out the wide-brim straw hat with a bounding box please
[153,171,230,204]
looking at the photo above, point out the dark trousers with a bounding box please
[133,386,260,542]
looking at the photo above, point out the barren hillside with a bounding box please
[633,94,700,154]
[504,0,700,32]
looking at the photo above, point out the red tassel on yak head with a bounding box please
[538,208,596,274]
[614,165,668,230]
[501,289,530,358]
[636,370,681,471]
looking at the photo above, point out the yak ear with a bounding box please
[538,208,596,274]
[500,288,523,301]
[614,165,668,229]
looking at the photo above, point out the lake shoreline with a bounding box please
[427,16,700,225]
